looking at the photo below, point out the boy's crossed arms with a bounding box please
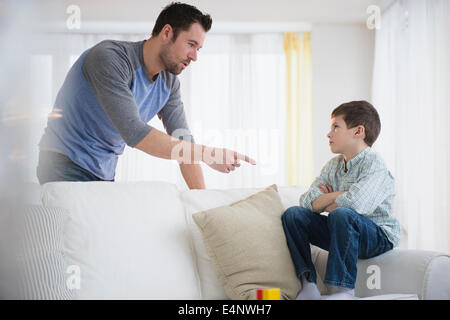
[313,184,345,213]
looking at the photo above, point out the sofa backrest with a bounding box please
[41,181,201,299]
[32,181,308,300]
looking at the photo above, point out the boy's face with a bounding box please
[327,115,361,154]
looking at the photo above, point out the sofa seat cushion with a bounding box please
[357,294,419,300]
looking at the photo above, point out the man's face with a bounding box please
[159,22,205,75]
[327,115,358,154]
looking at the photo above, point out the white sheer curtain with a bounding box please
[30,32,287,190]
[178,33,286,190]
[372,0,450,253]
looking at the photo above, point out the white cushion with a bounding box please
[357,294,419,300]
[17,205,74,299]
[181,185,308,299]
[42,181,201,299]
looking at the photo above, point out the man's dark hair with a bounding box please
[331,100,381,147]
[152,2,212,40]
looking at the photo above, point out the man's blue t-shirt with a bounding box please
[39,40,194,180]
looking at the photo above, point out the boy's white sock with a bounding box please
[296,274,321,300]
[322,287,357,300]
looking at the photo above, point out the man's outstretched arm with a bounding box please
[135,128,256,189]
[179,163,205,189]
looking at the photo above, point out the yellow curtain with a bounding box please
[284,32,313,186]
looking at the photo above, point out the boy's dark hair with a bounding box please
[152,2,212,40]
[331,101,381,147]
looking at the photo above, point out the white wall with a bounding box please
[311,23,375,176]
[39,0,378,24]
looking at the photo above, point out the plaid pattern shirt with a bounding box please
[300,147,402,247]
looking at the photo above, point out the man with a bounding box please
[37,2,255,188]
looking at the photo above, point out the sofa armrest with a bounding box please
[311,246,450,299]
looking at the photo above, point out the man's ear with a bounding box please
[160,24,173,43]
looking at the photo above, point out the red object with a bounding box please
[256,289,263,300]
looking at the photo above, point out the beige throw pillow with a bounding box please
[192,184,301,300]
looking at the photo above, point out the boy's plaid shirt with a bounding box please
[300,147,402,247]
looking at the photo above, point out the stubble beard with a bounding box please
[159,43,182,75]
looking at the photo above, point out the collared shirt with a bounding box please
[299,147,402,247]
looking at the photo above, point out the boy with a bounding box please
[282,101,401,300]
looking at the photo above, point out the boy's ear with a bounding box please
[354,125,365,138]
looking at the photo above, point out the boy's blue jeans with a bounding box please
[282,206,393,289]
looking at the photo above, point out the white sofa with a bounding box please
[22,181,450,300]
